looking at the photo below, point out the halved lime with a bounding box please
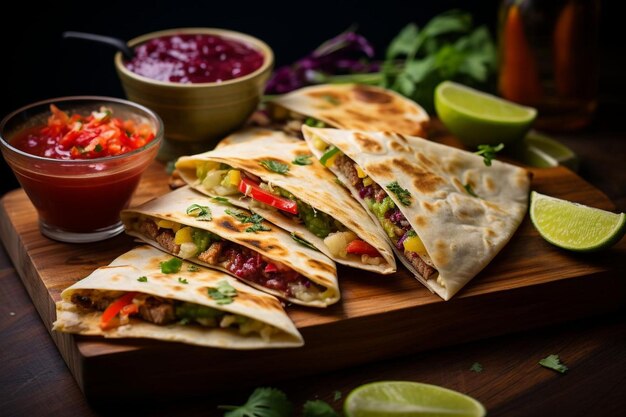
[435,81,537,147]
[508,130,579,171]
[344,381,486,417]
[530,191,626,252]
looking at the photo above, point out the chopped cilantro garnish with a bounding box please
[291,232,318,251]
[137,276,148,282]
[259,159,290,175]
[212,196,232,206]
[178,277,188,284]
[469,362,483,373]
[226,209,270,233]
[208,280,238,305]
[94,144,103,153]
[475,143,504,167]
[246,223,271,233]
[160,258,183,274]
[386,181,412,206]
[303,400,339,417]
[187,264,199,272]
[333,390,342,401]
[464,183,479,198]
[186,204,212,221]
[293,154,313,165]
[539,354,568,374]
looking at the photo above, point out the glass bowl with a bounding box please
[0,96,163,243]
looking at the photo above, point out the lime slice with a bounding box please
[530,191,626,252]
[435,81,537,147]
[508,131,579,171]
[344,381,486,417]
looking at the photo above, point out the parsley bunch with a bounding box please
[290,10,496,114]
[381,10,496,113]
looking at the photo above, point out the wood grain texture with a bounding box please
[1,160,624,400]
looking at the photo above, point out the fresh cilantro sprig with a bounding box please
[219,387,292,417]
[219,387,341,417]
[386,181,412,206]
[475,143,504,166]
[160,258,183,274]
[260,159,290,175]
[226,209,271,233]
[208,280,238,305]
[293,154,313,166]
[539,354,568,374]
[186,203,212,221]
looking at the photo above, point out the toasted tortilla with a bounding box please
[53,245,303,349]
[267,83,429,137]
[120,186,339,307]
[302,126,530,300]
[175,128,396,274]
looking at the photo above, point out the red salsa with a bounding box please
[11,105,156,160]
[7,105,158,233]
[124,34,264,83]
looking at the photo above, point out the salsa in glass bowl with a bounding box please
[0,96,163,243]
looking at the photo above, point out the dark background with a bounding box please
[1,0,622,195]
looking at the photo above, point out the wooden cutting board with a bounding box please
[1,158,625,401]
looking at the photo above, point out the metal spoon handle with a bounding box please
[62,31,134,59]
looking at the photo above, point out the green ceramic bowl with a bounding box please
[115,28,274,160]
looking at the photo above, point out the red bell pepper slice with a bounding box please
[238,177,298,215]
[100,292,137,330]
[346,239,380,257]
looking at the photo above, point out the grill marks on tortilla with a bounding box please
[307,259,336,275]
[352,85,393,104]
[217,217,241,233]
[238,237,288,257]
[369,158,444,194]
[307,90,345,107]
[432,240,450,267]
[354,132,383,153]
[230,290,284,312]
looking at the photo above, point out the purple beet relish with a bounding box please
[125,34,264,83]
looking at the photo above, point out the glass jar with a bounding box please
[497,0,600,131]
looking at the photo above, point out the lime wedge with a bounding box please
[435,81,537,147]
[508,131,579,171]
[530,191,626,252]
[344,381,486,417]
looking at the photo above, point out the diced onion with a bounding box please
[178,242,197,259]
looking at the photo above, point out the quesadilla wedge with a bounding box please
[302,126,531,300]
[53,245,303,349]
[265,83,429,138]
[175,128,396,274]
[121,186,339,308]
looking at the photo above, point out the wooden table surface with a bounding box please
[2,103,625,416]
